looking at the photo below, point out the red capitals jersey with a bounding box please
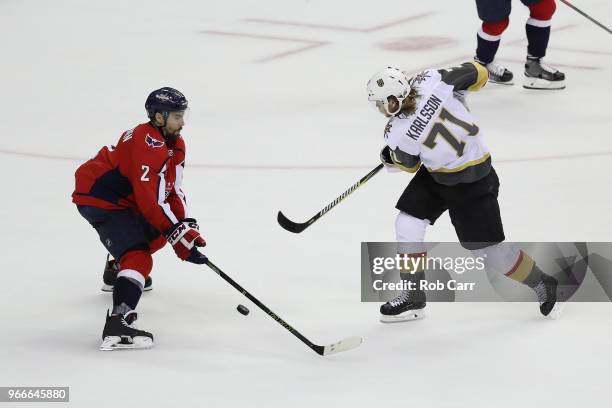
[72,122,188,234]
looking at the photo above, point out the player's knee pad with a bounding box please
[118,249,153,286]
[395,212,428,243]
[528,0,556,21]
[471,242,520,275]
[481,17,510,38]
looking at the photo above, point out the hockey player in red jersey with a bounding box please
[72,87,207,350]
[474,0,565,89]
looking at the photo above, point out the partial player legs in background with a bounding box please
[524,58,565,89]
[522,0,566,89]
[474,0,565,88]
[475,0,514,84]
[479,59,514,85]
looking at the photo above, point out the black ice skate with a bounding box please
[380,290,426,323]
[533,275,561,318]
[100,310,154,350]
[524,57,565,90]
[101,256,152,292]
[477,59,514,85]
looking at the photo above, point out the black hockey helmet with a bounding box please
[145,87,188,120]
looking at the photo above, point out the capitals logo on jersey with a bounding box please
[145,133,164,148]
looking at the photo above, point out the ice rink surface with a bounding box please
[1,0,611,406]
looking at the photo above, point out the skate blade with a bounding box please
[380,309,426,323]
[523,77,565,90]
[489,79,514,86]
[100,285,152,292]
[546,302,564,320]
[100,336,154,351]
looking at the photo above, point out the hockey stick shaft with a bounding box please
[204,258,325,354]
[559,0,612,34]
[317,163,384,218]
[278,163,384,233]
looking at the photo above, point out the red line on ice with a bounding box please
[254,42,328,63]
[3,149,612,171]
[201,30,324,44]
[243,13,436,33]
[201,30,328,63]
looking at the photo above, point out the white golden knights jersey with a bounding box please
[384,61,491,185]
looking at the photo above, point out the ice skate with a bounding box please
[380,290,426,323]
[101,256,152,292]
[523,57,565,90]
[477,59,514,85]
[533,275,562,318]
[100,310,154,350]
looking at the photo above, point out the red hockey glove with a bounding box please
[181,218,206,247]
[165,219,207,264]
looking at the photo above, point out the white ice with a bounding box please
[1,0,611,406]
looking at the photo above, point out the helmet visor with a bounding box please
[167,108,189,124]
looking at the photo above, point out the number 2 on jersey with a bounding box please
[141,165,150,181]
[422,108,479,157]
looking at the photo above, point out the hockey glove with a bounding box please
[380,146,394,166]
[165,219,207,264]
[380,146,402,173]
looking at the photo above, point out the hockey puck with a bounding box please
[237,304,250,316]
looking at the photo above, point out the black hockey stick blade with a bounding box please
[277,211,314,233]
[277,163,384,234]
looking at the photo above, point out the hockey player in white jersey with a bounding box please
[367,62,559,322]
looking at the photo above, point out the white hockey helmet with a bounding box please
[366,67,411,116]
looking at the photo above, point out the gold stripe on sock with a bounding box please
[505,250,535,282]
[398,252,427,274]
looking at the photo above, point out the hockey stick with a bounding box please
[204,258,362,356]
[560,0,611,34]
[277,163,384,233]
